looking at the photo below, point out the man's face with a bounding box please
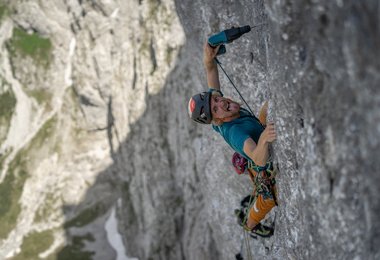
[210,93,240,120]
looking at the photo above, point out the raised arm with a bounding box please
[243,123,276,167]
[203,42,221,91]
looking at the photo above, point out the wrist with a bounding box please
[204,59,216,69]
[258,138,269,147]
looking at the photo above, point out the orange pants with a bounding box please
[247,167,277,224]
[248,194,276,223]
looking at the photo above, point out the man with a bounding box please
[188,42,277,237]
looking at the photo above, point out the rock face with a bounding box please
[0,0,379,260]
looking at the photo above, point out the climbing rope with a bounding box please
[244,228,253,260]
[240,178,256,260]
[215,54,275,260]
[238,164,278,260]
[214,58,255,116]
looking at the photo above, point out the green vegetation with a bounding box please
[0,148,12,172]
[28,88,52,106]
[0,3,8,21]
[12,230,54,260]
[57,234,95,260]
[5,27,54,106]
[0,84,17,144]
[6,27,53,67]
[0,116,57,238]
[0,88,16,122]
[64,203,108,228]
[0,152,28,238]
[29,116,57,149]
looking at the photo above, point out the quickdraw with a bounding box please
[232,152,278,205]
[247,160,278,206]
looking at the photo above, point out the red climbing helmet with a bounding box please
[188,91,213,124]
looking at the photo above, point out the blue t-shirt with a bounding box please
[210,90,264,160]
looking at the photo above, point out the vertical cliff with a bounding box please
[1,0,186,259]
[0,0,379,259]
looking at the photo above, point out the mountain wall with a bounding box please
[0,0,379,259]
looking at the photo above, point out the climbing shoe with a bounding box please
[235,209,274,238]
[250,223,274,238]
[235,208,246,227]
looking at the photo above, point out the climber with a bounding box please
[187,42,277,237]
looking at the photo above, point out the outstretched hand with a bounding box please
[203,42,220,68]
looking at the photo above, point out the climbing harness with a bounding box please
[232,154,278,260]
[232,153,277,202]
[248,160,278,205]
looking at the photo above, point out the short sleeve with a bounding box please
[228,125,252,159]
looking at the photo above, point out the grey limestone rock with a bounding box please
[0,0,379,260]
